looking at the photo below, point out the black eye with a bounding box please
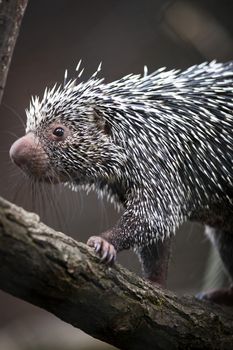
[53,127,64,137]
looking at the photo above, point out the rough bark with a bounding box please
[0,0,28,104]
[0,196,232,350]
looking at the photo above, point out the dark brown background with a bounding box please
[0,0,233,349]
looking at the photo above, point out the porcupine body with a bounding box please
[10,61,233,304]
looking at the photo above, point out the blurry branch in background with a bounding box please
[163,0,233,60]
[0,0,28,104]
[0,196,233,350]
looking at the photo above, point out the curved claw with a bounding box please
[94,241,101,253]
[107,245,116,264]
[87,235,117,265]
[101,249,109,262]
[196,292,206,301]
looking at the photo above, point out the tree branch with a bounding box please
[0,0,28,104]
[0,196,232,350]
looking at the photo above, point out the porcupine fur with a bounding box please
[11,60,233,301]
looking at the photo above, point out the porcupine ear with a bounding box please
[93,107,112,137]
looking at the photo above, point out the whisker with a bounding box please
[2,103,26,129]
[0,130,21,140]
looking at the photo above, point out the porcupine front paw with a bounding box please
[87,236,116,264]
[196,285,233,306]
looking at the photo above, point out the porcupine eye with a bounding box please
[50,125,69,142]
[53,127,64,137]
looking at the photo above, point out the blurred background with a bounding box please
[1,0,233,349]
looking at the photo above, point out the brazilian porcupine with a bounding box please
[10,61,233,305]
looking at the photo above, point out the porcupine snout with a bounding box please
[10,133,48,180]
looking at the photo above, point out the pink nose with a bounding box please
[9,133,35,168]
[9,132,49,179]
[10,133,64,183]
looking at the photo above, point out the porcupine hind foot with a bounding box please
[197,286,233,306]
